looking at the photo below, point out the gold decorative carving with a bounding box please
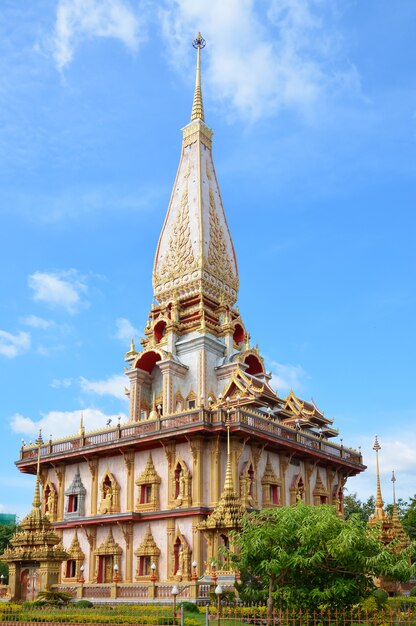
[208,187,238,289]
[134,525,161,580]
[135,453,161,512]
[42,479,58,522]
[170,458,192,508]
[313,471,329,505]
[170,527,191,581]
[261,454,282,507]
[98,470,120,514]
[158,185,196,282]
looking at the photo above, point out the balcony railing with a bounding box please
[18,407,363,467]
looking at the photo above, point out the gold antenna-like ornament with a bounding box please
[32,444,42,509]
[373,435,383,510]
[191,33,206,122]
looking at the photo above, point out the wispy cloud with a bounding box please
[159,0,360,120]
[267,359,306,394]
[21,315,55,329]
[114,317,140,344]
[52,0,146,71]
[10,408,127,439]
[28,269,88,314]
[80,374,127,401]
[0,329,31,358]
[50,377,73,388]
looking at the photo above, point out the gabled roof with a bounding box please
[220,366,279,406]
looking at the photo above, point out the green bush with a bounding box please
[387,596,416,611]
[179,601,200,613]
[73,600,94,608]
[409,586,416,597]
[371,588,389,607]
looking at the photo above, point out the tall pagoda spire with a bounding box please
[191,33,205,122]
[373,435,384,516]
[153,35,239,307]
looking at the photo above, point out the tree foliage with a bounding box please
[343,493,376,522]
[230,504,416,612]
[0,523,17,583]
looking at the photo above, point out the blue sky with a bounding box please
[1,0,415,517]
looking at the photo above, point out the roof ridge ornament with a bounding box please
[191,33,206,122]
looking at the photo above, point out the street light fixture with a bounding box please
[150,562,157,582]
[172,585,179,625]
[215,585,222,626]
[78,564,85,584]
[191,560,197,580]
[113,563,119,583]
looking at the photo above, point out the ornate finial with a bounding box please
[191,33,206,122]
[373,435,383,510]
[35,429,44,445]
[130,337,136,353]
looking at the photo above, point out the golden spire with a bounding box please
[79,411,85,436]
[191,33,206,122]
[32,445,42,509]
[373,435,383,511]
[223,412,234,493]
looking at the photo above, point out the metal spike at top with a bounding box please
[191,33,205,122]
[391,470,397,505]
[373,435,381,451]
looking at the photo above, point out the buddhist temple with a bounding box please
[10,35,365,602]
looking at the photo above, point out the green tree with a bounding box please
[0,523,17,583]
[343,492,376,522]
[402,495,416,540]
[231,504,415,614]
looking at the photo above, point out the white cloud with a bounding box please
[52,0,145,71]
[0,329,31,358]
[50,377,73,388]
[267,359,306,394]
[10,408,127,439]
[21,315,55,329]
[114,317,140,344]
[28,269,88,314]
[80,374,127,401]
[159,0,360,120]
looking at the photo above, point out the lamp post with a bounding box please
[0,574,4,585]
[78,565,85,584]
[172,585,178,625]
[192,560,198,581]
[215,585,222,626]
[113,563,120,583]
[150,562,157,582]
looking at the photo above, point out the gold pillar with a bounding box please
[87,457,98,516]
[192,517,204,579]
[166,518,175,581]
[190,438,204,506]
[55,463,65,521]
[209,437,220,506]
[123,450,135,512]
[120,523,133,583]
[83,527,96,583]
